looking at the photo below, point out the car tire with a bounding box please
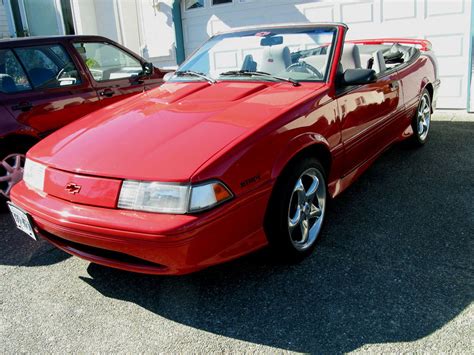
[265,156,327,261]
[410,89,432,146]
[0,143,29,203]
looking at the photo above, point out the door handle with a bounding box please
[12,102,33,112]
[388,81,399,91]
[99,88,114,98]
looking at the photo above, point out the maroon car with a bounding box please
[0,35,166,200]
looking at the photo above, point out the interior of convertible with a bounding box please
[331,42,418,74]
[245,42,419,79]
[175,28,420,83]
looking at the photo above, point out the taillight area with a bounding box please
[44,168,122,208]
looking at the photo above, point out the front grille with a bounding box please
[41,230,166,270]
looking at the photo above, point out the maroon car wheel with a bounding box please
[0,153,26,200]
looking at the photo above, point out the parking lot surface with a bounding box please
[1,118,473,353]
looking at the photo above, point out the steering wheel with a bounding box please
[286,61,323,79]
[56,67,66,81]
[54,64,77,86]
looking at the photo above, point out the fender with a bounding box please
[420,77,431,96]
[0,105,39,141]
[402,76,432,116]
[420,77,438,112]
[419,53,437,97]
[271,132,331,180]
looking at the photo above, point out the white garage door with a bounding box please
[181,0,472,109]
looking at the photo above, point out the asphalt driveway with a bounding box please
[1,119,473,353]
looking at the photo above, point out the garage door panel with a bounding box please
[381,0,417,21]
[437,57,467,76]
[340,1,375,24]
[213,50,238,70]
[426,34,465,58]
[438,76,464,97]
[303,5,335,22]
[425,0,465,17]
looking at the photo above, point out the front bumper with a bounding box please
[11,181,271,275]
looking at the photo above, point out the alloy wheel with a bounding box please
[287,168,326,251]
[417,93,431,141]
[0,154,26,198]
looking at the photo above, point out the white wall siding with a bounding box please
[0,0,11,39]
[72,0,177,68]
[136,0,178,68]
[71,0,122,41]
[71,0,99,35]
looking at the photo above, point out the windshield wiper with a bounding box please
[175,70,216,84]
[219,70,300,86]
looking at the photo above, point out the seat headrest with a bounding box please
[242,54,257,72]
[340,44,361,70]
[372,50,386,73]
[260,45,291,73]
[0,74,16,93]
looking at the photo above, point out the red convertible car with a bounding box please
[9,23,439,275]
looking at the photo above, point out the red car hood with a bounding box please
[29,81,324,181]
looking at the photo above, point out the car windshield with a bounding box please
[172,26,337,84]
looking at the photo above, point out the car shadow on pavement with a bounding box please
[0,210,71,267]
[81,121,473,352]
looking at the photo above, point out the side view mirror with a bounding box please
[143,62,154,76]
[343,69,377,86]
[163,71,175,82]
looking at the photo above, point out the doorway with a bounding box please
[8,0,75,37]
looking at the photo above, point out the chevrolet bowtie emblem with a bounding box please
[65,183,81,195]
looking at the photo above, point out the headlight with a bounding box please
[23,159,46,192]
[189,182,233,212]
[118,180,232,214]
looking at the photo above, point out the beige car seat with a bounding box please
[260,45,291,73]
[299,54,328,74]
[372,50,386,73]
[340,43,362,70]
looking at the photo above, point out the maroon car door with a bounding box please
[338,70,402,174]
[72,41,157,105]
[1,44,100,135]
[0,104,17,135]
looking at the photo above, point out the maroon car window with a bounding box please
[14,45,82,89]
[73,42,142,82]
[0,49,32,93]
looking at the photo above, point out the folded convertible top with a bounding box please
[347,38,432,51]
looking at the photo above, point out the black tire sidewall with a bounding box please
[0,141,31,203]
[411,89,431,146]
[265,156,327,260]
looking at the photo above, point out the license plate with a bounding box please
[8,202,37,241]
